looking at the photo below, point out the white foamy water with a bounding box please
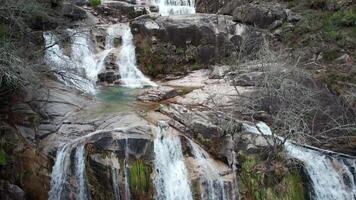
[243,122,356,200]
[117,24,156,88]
[70,30,99,81]
[189,140,229,200]
[111,167,120,200]
[154,0,195,16]
[48,145,71,200]
[75,145,90,200]
[285,142,356,200]
[43,32,96,94]
[153,121,193,200]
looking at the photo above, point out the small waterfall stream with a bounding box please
[154,0,196,16]
[243,122,356,200]
[153,121,193,200]
[117,24,156,88]
[75,145,90,200]
[189,141,229,200]
[285,142,356,200]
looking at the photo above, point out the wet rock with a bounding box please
[62,3,87,20]
[96,1,147,19]
[137,86,178,102]
[97,70,121,84]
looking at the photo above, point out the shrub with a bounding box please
[90,0,101,7]
[330,10,356,27]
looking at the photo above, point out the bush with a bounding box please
[90,0,101,7]
[330,10,356,27]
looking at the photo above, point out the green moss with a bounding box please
[90,0,101,7]
[0,148,7,165]
[129,160,151,193]
[330,10,356,27]
[239,153,307,200]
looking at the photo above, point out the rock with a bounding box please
[160,104,224,138]
[220,0,246,15]
[230,71,264,86]
[131,14,248,75]
[137,86,178,102]
[335,54,352,64]
[285,9,301,22]
[232,4,286,29]
[62,3,87,20]
[72,0,88,6]
[97,70,121,83]
[96,1,147,19]
[209,65,231,79]
[0,181,25,200]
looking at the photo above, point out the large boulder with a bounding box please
[137,86,178,102]
[232,4,286,29]
[131,14,255,77]
[62,3,87,20]
[95,1,147,20]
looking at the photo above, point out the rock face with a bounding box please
[62,3,88,20]
[95,1,147,21]
[137,86,178,102]
[131,14,258,77]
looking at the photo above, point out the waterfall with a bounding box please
[117,24,156,88]
[153,121,193,200]
[43,32,96,94]
[111,167,121,200]
[154,0,196,16]
[75,145,90,200]
[124,139,131,200]
[70,30,99,81]
[243,122,356,200]
[189,140,229,200]
[285,142,356,200]
[49,145,71,200]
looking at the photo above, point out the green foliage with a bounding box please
[129,160,151,193]
[0,148,7,165]
[330,10,356,27]
[239,154,307,200]
[322,49,340,61]
[90,0,101,7]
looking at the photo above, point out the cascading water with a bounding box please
[70,30,99,81]
[153,121,193,200]
[49,145,71,200]
[154,0,196,16]
[43,32,96,94]
[117,24,156,88]
[111,167,121,200]
[189,140,229,200]
[75,145,90,200]
[285,142,356,200]
[124,139,131,200]
[243,122,356,200]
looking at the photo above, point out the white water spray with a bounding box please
[111,167,121,200]
[243,122,356,200]
[285,142,356,200]
[189,141,229,200]
[75,145,90,200]
[117,24,156,88]
[154,0,196,16]
[153,121,193,200]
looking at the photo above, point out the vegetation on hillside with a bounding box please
[0,0,62,100]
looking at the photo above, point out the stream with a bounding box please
[43,1,356,200]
